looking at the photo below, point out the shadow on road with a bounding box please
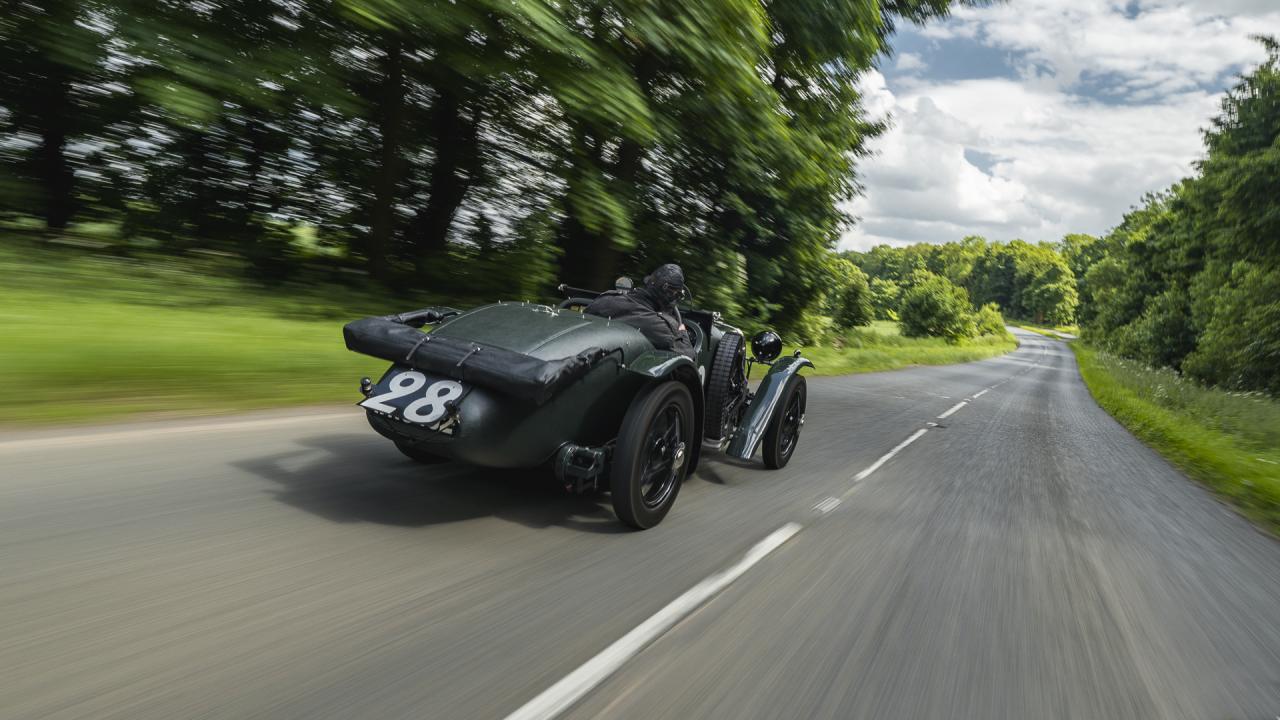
[234,433,628,534]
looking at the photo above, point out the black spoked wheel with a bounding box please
[762,376,806,470]
[704,332,746,441]
[395,441,448,464]
[611,381,695,529]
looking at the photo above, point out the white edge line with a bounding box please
[937,401,967,420]
[852,428,929,482]
[504,522,803,720]
[0,412,355,453]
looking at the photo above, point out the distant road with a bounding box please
[3,329,1278,719]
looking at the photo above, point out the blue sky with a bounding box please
[839,0,1279,251]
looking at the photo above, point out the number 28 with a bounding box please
[363,372,463,424]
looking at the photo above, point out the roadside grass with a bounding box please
[793,321,1018,377]
[2,239,1017,426]
[0,240,413,425]
[1071,343,1280,532]
[1013,321,1078,339]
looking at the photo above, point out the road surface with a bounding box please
[2,329,1278,719]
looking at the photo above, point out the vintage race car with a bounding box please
[342,282,812,529]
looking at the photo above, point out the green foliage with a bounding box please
[0,0,969,344]
[1182,263,1280,394]
[828,257,874,329]
[868,277,902,320]
[897,271,976,343]
[1076,38,1279,396]
[973,302,1007,337]
[850,235,1079,328]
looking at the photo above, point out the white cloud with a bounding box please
[895,52,927,73]
[840,0,1278,251]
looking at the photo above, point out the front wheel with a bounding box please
[762,376,806,469]
[611,381,695,529]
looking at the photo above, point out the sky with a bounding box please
[838,0,1280,251]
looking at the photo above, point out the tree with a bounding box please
[898,271,975,343]
[1074,37,1279,393]
[828,257,873,329]
[0,0,118,229]
[868,277,902,320]
[0,0,975,344]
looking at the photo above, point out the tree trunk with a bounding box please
[557,200,623,290]
[34,69,74,230]
[410,83,481,279]
[368,38,405,283]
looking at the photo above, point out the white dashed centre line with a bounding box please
[508,371,1015,719]
[504,523,803,720]
[813,497,841,514]
[973,388,989,398]
[852,427,929,483]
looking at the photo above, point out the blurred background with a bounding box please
[0,2,1275,457]
[0,0,1005,425]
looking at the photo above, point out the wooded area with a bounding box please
[3,3,1274,394]
[1,0,968,341]
[846,36,1279,395]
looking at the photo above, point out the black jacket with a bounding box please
[585,288,696,360]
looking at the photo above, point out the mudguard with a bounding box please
[726,355,814,461]
[624,349,696,379]
[624,350,705,473]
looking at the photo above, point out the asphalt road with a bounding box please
[2,329,1278,719]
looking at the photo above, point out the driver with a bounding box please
[585,263,696,360]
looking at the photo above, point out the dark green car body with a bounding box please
[347,295,811,526]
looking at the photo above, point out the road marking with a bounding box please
[973,388,989,399]
[504,523,803,720]
[0,412,355,453]
[813,497,841,514]
[937,401,967,419]
[853,428,929,482]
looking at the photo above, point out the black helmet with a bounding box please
[643,263,685,308]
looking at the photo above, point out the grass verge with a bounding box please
[0,240,407,426]
[794,321,1018,377]
[1,241,1017,426]
[1071,343,1280,532]
[1013,321,1078,340]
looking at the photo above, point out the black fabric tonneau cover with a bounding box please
[343,316,605,405]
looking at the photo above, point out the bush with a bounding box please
[973,302,1007,336]
[834,264,874,329]
[869,277,901,320]
[898,272,976,343]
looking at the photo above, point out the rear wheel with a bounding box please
[704,332,746,441]
[395,441,448,464]
[611,381,694,529]
[762,376,806,469]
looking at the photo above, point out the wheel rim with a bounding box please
[640,403,686,509]
[778,391,804,458]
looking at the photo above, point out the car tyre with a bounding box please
[395,441,448,464]
[762,375,806,470]
[703,331,746,441]
[611,380,695,530]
